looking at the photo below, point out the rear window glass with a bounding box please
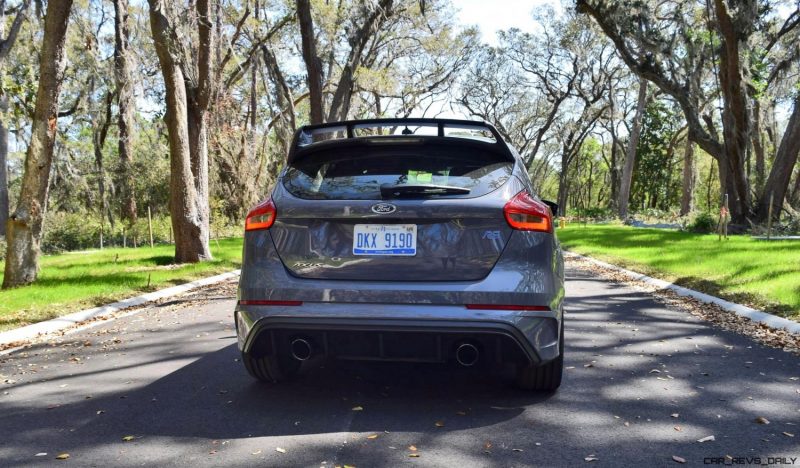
[283,148,513,200]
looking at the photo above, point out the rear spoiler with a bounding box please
[287,118,513,163]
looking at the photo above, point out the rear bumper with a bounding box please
[235,303,561,365]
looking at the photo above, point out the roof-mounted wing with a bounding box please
[288,118,511,163]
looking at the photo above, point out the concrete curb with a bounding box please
[0,269,241,348]
[566,252,800,335]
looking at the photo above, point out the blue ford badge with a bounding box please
[371,203,397,214]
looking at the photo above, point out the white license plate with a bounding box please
[353,224,417,256]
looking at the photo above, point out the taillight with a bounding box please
[504,191,552,232]
[245,198,276,231]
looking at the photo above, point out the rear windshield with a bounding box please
[283,147,513,200]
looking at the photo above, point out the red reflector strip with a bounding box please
[239,300,303,306]
[465,304,550,311]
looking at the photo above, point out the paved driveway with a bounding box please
[1,267,798,467]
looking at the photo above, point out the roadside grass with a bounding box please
[0,238,243,332]
[558,224,800,320]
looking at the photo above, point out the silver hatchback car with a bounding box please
[235,118,565,391]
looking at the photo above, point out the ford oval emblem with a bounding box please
[371,203,397,214]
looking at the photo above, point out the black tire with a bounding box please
[515,318,564,391]
[242,350,301,383]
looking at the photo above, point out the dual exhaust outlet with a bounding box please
[289,337,480,366]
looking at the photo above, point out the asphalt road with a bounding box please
[1,267,799,467]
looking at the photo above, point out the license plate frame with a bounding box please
[353,224,417,256]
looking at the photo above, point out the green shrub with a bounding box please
[40,211,240,253]
[685,211,716,233]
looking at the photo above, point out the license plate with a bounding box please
[353,224,417,256]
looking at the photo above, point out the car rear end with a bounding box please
[235,119,565,390]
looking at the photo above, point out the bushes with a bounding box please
[685,211,716,233]
[39,211,241,254]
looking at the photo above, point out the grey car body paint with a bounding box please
[236,119,564,367]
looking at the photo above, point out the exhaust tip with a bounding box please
[290,338,313,361]
[455,342,479,367]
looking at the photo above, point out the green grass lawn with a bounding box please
[558,224,800,320]
[0,238,243,332]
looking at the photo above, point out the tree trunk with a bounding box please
[0,96,9,233]
[755,94,800,222]
[557,170,569,216]
[608,136,621,212]
[618,78,647,219]
[0,0,32,236]
[752,100,766,194]
[326,0,394,122]
[114,0,137,225]
[791,169,800,208]
[3,0,73,288]
[680,141,695,216]
[148,0,211,263]
[713,0,753,222]
[296,0,324,125]
[92,91,114,231]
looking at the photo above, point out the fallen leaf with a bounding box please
[408,454,420,458]
[783,432,795,437]
[367,434,379,440]
[484,442,493,449]
[697,435,715,443]
[754,417,770,425]
[672,455,686,464]
[275,447,286,453]
[55,453,69,460]
[435,421,445,427]
[351,406,363,411]
[122,435,135,442]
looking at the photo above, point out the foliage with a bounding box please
[571,206,614,220]
[40,211,241,254]
[630,100,683,212]
[685,211,717,233]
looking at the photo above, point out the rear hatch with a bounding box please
[270,137,521,281]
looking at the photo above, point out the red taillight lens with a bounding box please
[245,198,276,231]
[503,191,552,232]
[465,304,550,311]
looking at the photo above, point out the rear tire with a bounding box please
[515,318,564,392]
[242,350,301,383]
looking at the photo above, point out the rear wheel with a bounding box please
[515,318,564,391]
[242,350,301,383]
